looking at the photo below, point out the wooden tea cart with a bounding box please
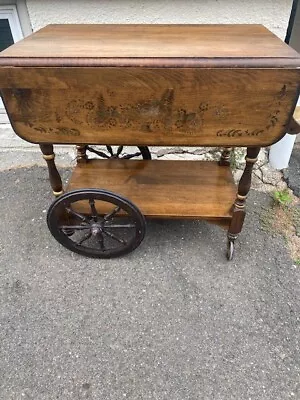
[0,24,299,259]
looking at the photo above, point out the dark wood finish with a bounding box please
[67,159,237,219]
[1,68,298,147]
[227,210,246,237]
[219,148,233,166]
[228,147,260,239]
[0,24,299,68]
[47,189,146,259]
[39,144,63,196]
[76,145,88,163]
[237,147,261,198]
[287,117,300,135]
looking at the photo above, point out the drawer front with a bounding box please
[0,67,299,146]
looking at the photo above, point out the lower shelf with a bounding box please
[67,159,236,220]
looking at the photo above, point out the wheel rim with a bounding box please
[227,241,234,261]
[47,189,146,258]
[85,145,151,160]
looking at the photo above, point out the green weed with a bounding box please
[272,189,293,207]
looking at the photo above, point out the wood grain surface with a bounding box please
[0,24,299,147]
[67,159,237,219]
[0,24,299,68]
[1,67,298,146]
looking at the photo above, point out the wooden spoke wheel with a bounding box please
[86,145,151,160]
[226,240,235,261]
[47,189,146,258]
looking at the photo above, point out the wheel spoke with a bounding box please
[102,229,127,245]
[60,225,91,230]
[122,152,141,159]
[86,146,110,159]
[97,234,105,251]
[105,224,136,228]
[89,199,98,220]
[78,231,92,245]
[104,206,121,221]
[106,145,114,156]
[116,146,124,156]
[66,207,89,222]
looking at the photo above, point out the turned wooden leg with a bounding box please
[76,144,88,163]
[227,147,260,259]
[219,147,233,166]
[40,144,63,197]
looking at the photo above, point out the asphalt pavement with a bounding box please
[0,165,299,400]
[284,142,300,197]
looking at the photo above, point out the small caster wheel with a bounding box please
[86,145,152,160]
[47,189,146,258]
[227,240,234,261]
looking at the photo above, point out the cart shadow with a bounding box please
[139,218,227,259]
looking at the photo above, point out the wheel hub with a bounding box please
[91,223,102,236]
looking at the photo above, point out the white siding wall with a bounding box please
[26,0,292,40]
